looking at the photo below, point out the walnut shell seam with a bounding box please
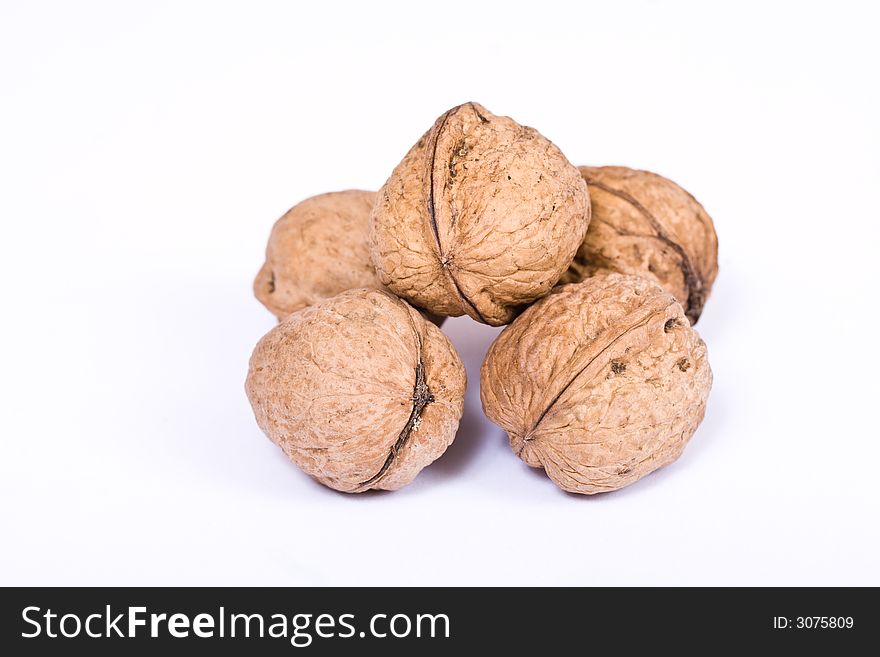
[425,104,491,323]
[581,174,710,324]
[355,318,434,491]
[522,296,679,448]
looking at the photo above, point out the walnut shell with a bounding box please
[370,102,590,326]
[562,166,718,324]
[254,190,382,319]
[480,271,712,494]
[246,288,466,492]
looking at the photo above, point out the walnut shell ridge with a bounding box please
[370,102,590,326]
[562,166,718,324]
[246,288,466,493]
[480,271,712,495]
[254,190,383,319]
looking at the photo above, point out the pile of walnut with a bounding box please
[246,102,717,495]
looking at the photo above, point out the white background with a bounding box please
[2,0,878,586]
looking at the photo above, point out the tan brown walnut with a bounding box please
[254,190,383,319]
[370,102,590,326]
[561,166,718,324]
[480,271,712,494]
[246,288,466,492]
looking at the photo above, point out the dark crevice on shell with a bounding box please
[356,360,434,490]
[425,105,488,323]
[583,177,706,324]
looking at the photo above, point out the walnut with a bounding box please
[254,190,383,319]
[245,288,466,492]
[480,271,712,494]
[561,166,718,324]
[370,102,590,326]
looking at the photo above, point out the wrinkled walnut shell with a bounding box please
[254,190,383,319]
[480,271,712,494]
[246,288,466,492]
[371,102,590,326]
[562,166,718,324]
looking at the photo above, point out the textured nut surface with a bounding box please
[480,271,712,494]
[254,190,382,319]
[562,166,718,324]
[371,102,590,326]
[246,288,466,492]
